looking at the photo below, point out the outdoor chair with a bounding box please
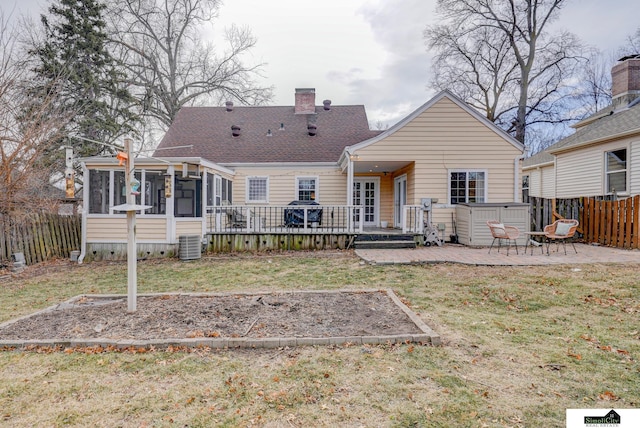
[226,208,249,228]
[544,219,579,255]
[487,220,520,255]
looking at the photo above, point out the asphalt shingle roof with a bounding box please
[524,99,640,168]
[155,105,382,164]
[549,101,640,154]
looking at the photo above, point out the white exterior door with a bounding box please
[394,175,407,228]
[353,179,379,226]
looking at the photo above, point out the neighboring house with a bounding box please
[80,88,525,259]
[524,55,640,199]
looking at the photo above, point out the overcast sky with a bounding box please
[6,0,640,127]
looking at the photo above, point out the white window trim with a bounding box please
[604,147,628,195]
[295,176,319,202]
[447,169,489,205]
[246,176,269,203]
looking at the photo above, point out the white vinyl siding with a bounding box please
[555,139,634,198]
[528,169,542,197]
[541,166,556,199]
[86,218,167,242]
[175,220,203,238]
[233,166,345,205]
[354,96,522,231]
[630,141,640,194]
[356,97,520,205]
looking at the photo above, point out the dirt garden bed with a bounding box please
[0,289,440,349]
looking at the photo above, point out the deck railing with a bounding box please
[206,205,364,234]
[402,205,425,234]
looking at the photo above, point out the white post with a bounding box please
[124,137,137,312]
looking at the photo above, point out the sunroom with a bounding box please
[80,156,235,261]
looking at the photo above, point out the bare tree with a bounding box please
[619,27,640,56]
[0,12,72,215]
[427,23,519,126]
[107,0,272,129]
[426,0,585,144]
[571,50,613,119]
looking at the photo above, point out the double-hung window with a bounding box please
[296,177,317,201]
[605,148,627,194]
[449,170,486,204]
[247,177,268,203]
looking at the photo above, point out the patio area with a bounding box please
[356,242,640,266]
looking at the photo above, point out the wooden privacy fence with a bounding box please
[0,213,81,266]
[581,195,640,249]
[528,197,584,232]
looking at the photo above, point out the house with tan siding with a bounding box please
[524,56,640,200]
[80,88,525,259]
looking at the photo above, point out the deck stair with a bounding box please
[352,234,417,249]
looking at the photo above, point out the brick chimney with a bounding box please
[294,88,316,114]
[612,55,640,109]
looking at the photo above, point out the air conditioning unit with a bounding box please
[179,235,201,260]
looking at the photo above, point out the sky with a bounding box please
[5,0,640,128]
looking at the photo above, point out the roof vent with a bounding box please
[279,123,285,131]
[323,100,331,111]
[231,125,241,137]
[307,124,317,136]
[225,101,234,112]
[266,129,272,137]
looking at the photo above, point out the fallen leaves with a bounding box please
[598,390,619,401]
[579,334,632,359]
[567,350,582,360]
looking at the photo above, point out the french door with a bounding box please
[353,179,379,226]
[394,175,407,228]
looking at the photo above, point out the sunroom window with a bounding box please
[174,177,201,217]
[88,170,111,214]
[144,171,167,214]
[605,149,626,194]
[88,169,167,215]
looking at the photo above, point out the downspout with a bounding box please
[514,150,527,202]
[78,163,89,264]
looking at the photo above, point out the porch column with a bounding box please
[347,157,353,206]
[346,154,355,233]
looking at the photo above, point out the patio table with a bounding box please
[523,231,547,255]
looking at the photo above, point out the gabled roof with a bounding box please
[155,105,382,164]
[522,149,554,169]
[343,90,525,157]
[548,99,640,155]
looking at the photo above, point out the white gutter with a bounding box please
[514,152,527,202]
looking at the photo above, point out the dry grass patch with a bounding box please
[1,252,639,427]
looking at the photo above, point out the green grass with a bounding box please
[1,252,639,427]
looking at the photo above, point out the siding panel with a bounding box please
[358,97,522,206]
[631,141,640,194]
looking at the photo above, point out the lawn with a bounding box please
[1,251,639,427]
